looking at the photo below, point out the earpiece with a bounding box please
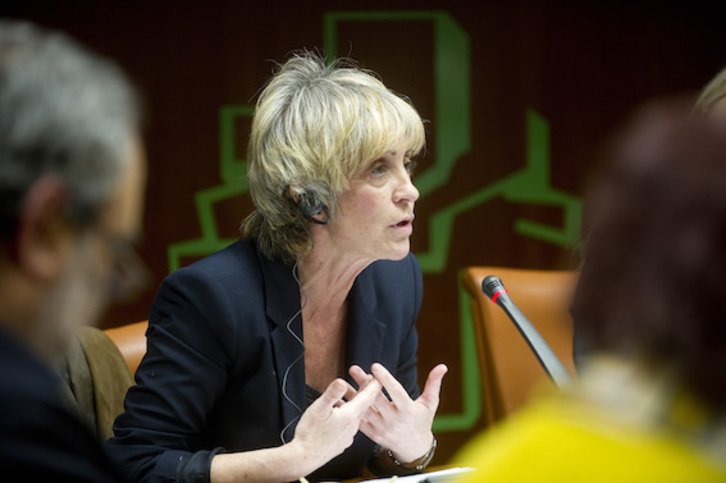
[297,191,329,225]
[280,261,306,444]
[297,191,323,217]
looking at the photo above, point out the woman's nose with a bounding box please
[394,170,420,204]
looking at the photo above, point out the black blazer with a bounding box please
[109,238,423,483]
[0,326,124,483]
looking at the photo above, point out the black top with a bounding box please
[109,238,424,483]
[0,325,124,483]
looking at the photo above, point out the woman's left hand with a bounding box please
[349,362,448,464]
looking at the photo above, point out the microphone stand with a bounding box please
[482,275,572,387]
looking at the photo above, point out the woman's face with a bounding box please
[328,145,419,262]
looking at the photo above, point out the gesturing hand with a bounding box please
[349,362,448,464]
[291,377,382,473]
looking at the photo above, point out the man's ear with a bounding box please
[15,177,74,281]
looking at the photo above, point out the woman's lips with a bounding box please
[391,216,414,230]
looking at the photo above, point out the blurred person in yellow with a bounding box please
[454,102,726,482]
[0,20,146,482]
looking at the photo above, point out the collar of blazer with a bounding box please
[258,250,387,440]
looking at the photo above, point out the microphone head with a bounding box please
[481,275,508,303]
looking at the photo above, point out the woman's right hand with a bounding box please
[211,378,380,482]
[289,377,381,473]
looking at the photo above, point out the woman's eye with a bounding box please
[371,164,387,176]
[405,159,418,175]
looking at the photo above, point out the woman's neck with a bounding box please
[295,246,371,320]
[296,243,370,391]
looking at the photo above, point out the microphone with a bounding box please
[481,275,572,387]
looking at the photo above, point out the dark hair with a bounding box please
[573,101,726,408]
[0,20,141,240]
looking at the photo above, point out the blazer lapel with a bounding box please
[259,255,389,438]
[345,270,387,381]
[258,253,306,443]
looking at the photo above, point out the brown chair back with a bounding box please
[461,266,577,426]
[103,320,148,376]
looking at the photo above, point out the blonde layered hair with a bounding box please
[242,51,425,263]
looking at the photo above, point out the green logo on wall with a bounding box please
[166,10,581,433]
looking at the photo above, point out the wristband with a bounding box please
[387,437,437,472]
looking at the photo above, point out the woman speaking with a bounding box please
[109,51,447,483]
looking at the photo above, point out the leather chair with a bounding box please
[103,320,148,376]
[461,266,578,426]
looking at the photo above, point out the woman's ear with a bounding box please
[289,184,330,225]
[288,185,303,204]
[15,177,75,281]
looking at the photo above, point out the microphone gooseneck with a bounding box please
[481,275,572,387]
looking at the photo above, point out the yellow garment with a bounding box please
[454,359,726,483]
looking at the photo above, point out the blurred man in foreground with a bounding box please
[0,20,145,481]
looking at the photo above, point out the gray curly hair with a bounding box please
[695,65,726,114]
[0,20,141,240]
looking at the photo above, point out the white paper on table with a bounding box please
[356,466,476,483]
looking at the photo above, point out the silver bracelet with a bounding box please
[387,438,437,471]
